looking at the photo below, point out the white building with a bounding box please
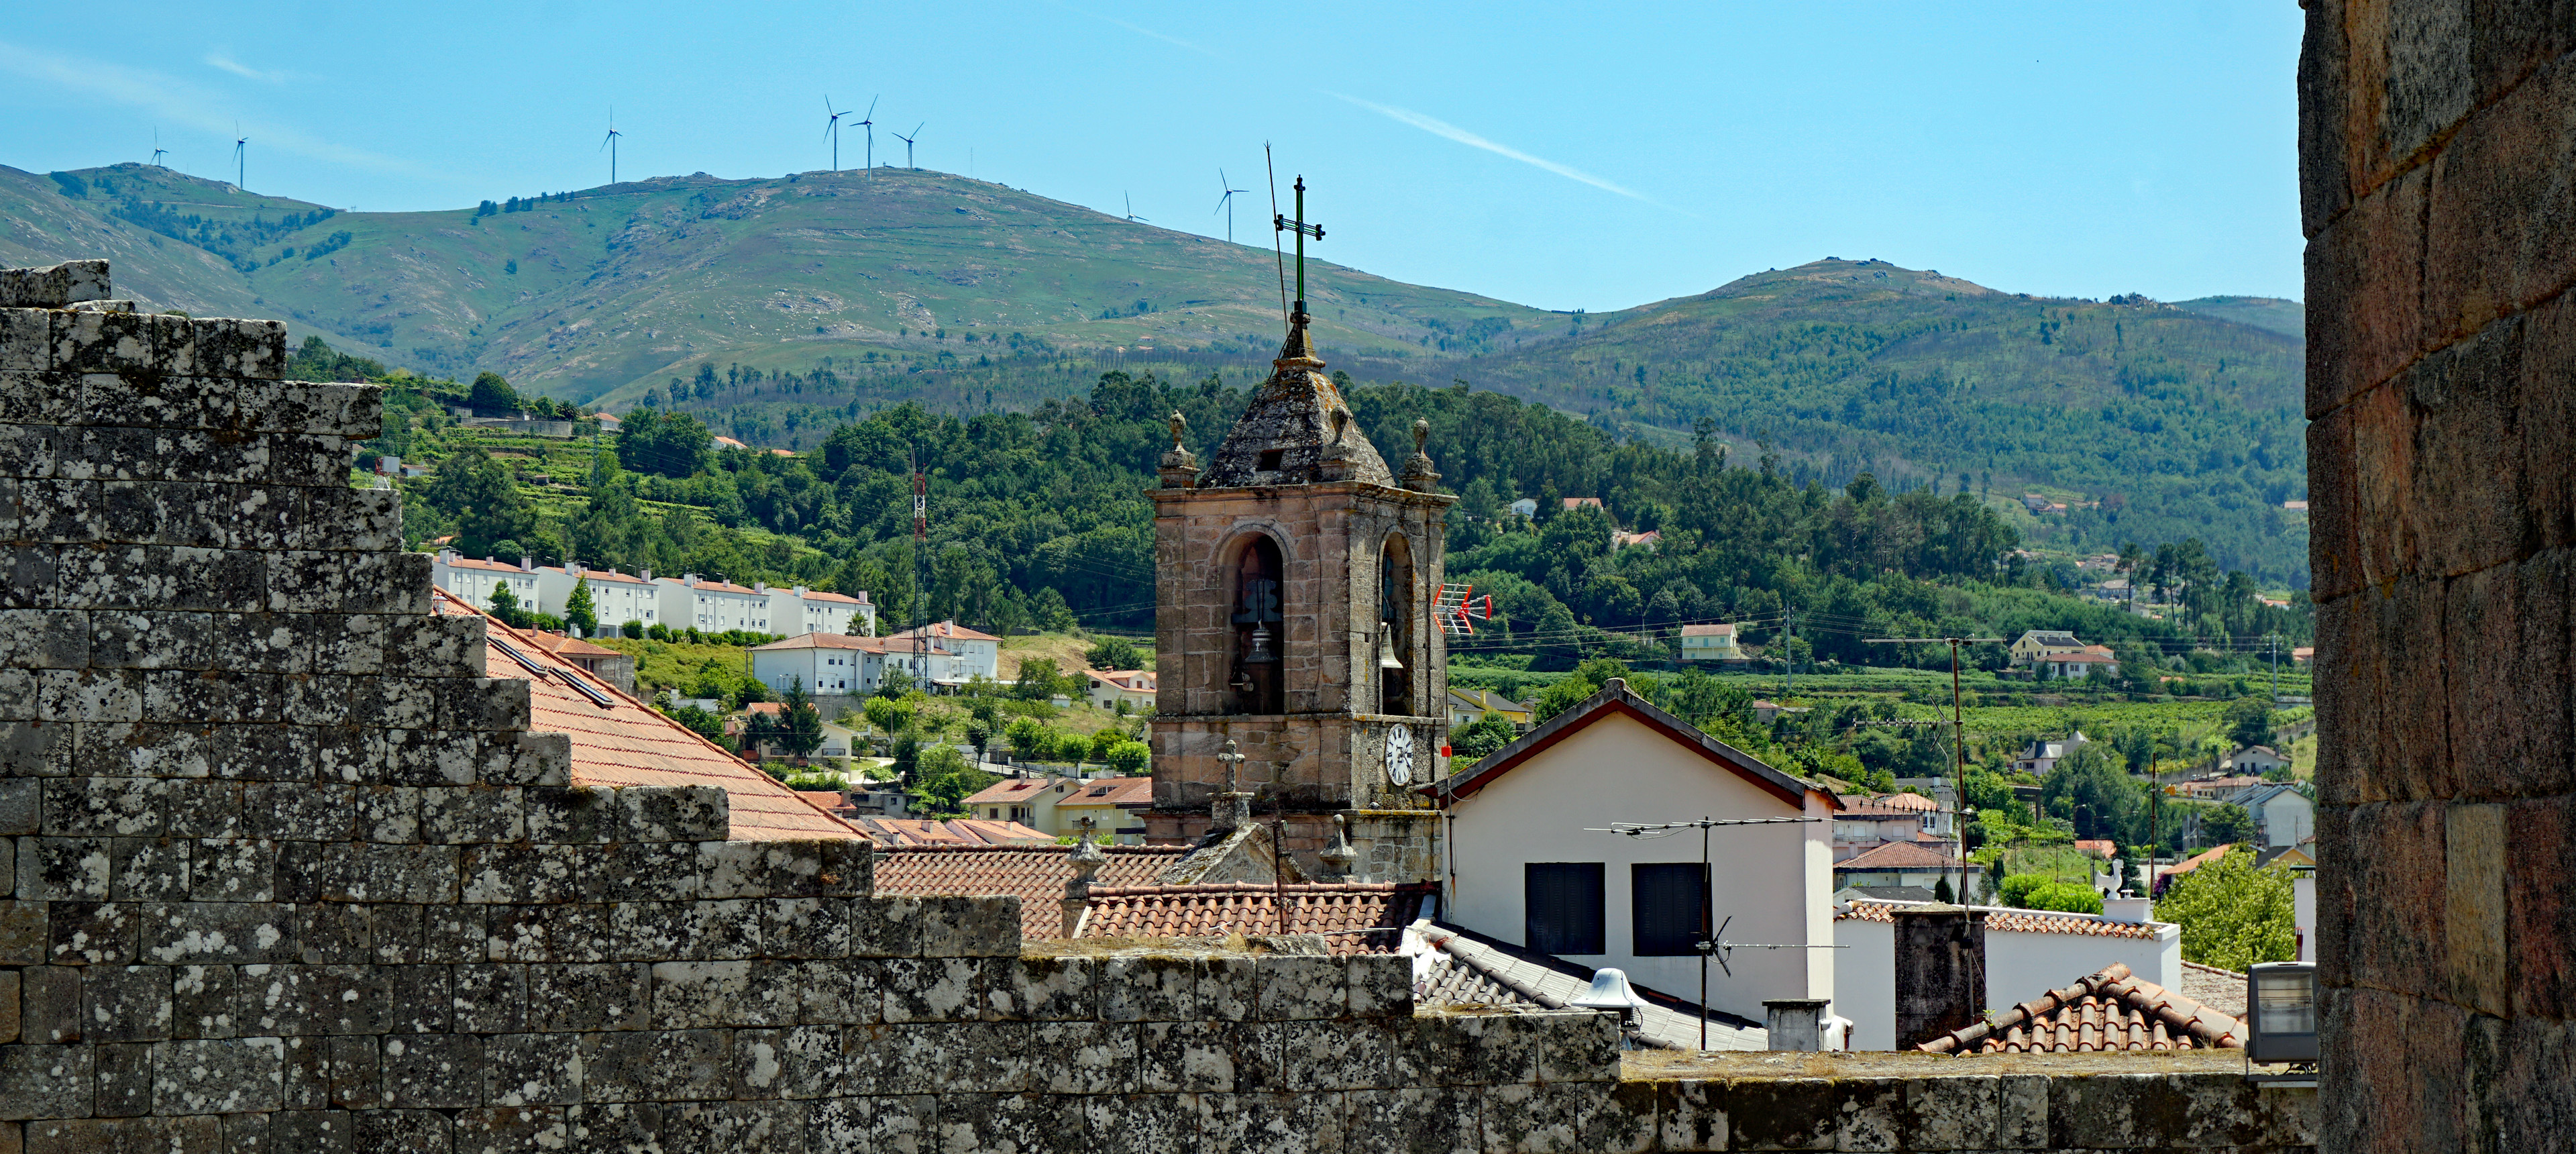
[532,562,661,634]
[885,620,1002,684]
[752,633,955,699]
[1421,678,1843,1027]
[1676,622,1745,663]
[657,574,773,633]
[2011,731,2090,776]
[2220,745,2290,776]
[1831,896,2184,1051]
[432,552,541,615]
[1083,668,1156,712]
[2226,782,2316,849]
[767,586,875,638]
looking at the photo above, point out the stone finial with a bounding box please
[1159,409,1201,488]
[1062,816,1109,935]
[1211,738,1254,831]
[1318,407,1361,482]
[1318,812,1359,880]
[1402,417,1441,493]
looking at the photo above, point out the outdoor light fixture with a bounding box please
[1571,967,1649,1047]
[2245,961,2318,1068]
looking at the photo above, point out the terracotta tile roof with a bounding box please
[545,566,653,586]
[1057,776,1154,807]
[442,555,536,574]
[2180,961,2249,1019]
[431,590,859,842]
[888,619,1000,643]
[2074,839,2118,858]
[1082,668,1155,688]
[756,633,945,655]
[1917,963,2244,1054]
[797,588,869,605]
[1409,921,1764,1051]
[963,776,1061,806]
[672,576,761,596]
[1833,899,2165,941]
[1428,678,1837,811]
[1678,623,1736,637]
[1073,883,1434,955]
[844,817,1057,846]
[1838,804,1930,819]
[1835,841,1960,871]
[871,843,1183,937]
[521,633,623,658]
[796,790,848,811]
[1874,792,1940,811]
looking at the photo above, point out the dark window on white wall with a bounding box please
[1525,863,1606,955]
[1631,863,1711,957]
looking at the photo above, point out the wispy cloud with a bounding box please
[0,40,429,178]
[203,52,288,85]
[1058,5,1224,60]
[1328,93,1664,208]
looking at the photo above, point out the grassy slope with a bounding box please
[0,164,274,321]
[15,164,1555,405]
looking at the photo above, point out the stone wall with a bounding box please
[2302,7,2576,1152]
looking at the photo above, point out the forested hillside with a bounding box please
[12,162,2308,582]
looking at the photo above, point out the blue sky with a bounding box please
[0,2,2302,312]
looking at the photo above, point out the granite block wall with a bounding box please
[2301,7,2576,1153]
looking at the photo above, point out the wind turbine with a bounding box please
[858,96,878,170]
[232,125,248,191]
[150,127,166,168]
[895,123,922,170]
[1214,169,1248,242]
[1125,193,1148,223]
[601,110,623,185]
[824,97,846,170]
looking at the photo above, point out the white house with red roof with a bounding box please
[885,619,1001,682]
[767,584,875,637]
[1676,622,1744,664]
[1419,677,1843,1027]
[1833,896,2183,1051]
[533,561,661,633]
[1083,668,1156,711]
[751,632,949,698]
[655,573,773,633]
[431,550,542,615]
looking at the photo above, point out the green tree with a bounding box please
[890,733,922,785]
[2224,696,2275,751]
[1105,739,1151,776]
[2153,847,2296,969]
[486,580,525,627]
[862,696,914,734]
[663,704,731,751]
[468,371,519,415]
[564,577,599,637]
[914,745,994,815]
[1085,636,1142,670]
[421,445,539,558]
[1087,727,1122,764]
[775,678,825,758]
[2200,803,2257,847]
[1005,716,1053,760]
[616,408,714,478]
[1450,717,1519,763]
[1013,658,1065,702]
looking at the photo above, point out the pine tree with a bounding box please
[486,581,523,627]
[565,577,598,637]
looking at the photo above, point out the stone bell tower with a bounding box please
[1145,312,1454,880]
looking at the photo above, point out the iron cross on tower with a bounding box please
[1275,176,1324,325]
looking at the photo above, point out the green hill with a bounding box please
[3,163,2310,581]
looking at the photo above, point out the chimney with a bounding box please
[1764,999,1829,1051]
[519,556,533,572]
[1893,904,1986,1050]
[2103,894,2153,924]
[641,569,653,582]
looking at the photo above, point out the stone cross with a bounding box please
[1063,816,1108,935]
[1212,738,1253,831]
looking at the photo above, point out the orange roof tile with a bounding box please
[963,777,1060,806]
[755,633,942,654]
[845,817,1057,846]
[1678,623,1736,637]
[798,589,869,605]
[1875,792,1940,811]
[1833,899,2163,940]
[1918,963,2243,1054]
[441,555,536,574]
[1075,882,1435,954]
[522,633,623,658]
[871,843,1185,937]
[553,567,653,586]
[1836,841,1960,871]
[1057,776,1154,807]
[431,590,857,842]
[889,619,1000,643]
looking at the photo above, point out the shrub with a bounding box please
[2025,882,2105,915]
[1997,874,2051,908]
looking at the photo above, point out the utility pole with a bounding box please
[911,448,930,688]
[1783,609,1796,700]
[1864,635,2004,904]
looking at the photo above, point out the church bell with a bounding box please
[1246,622,1278,665]
[1377,633,1405,670]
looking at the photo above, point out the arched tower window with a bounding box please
[1230,535,1285,715]
[1379,534,1415,715]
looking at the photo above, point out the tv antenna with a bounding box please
[1214,168,1248,242]
[600,110,623,185]
[824,97,847,170]
[858,96,878,170]
[895,122,922,170]
[1124,192,1147,223]
[1589,815,1833,1049]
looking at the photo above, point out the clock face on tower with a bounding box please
[1384,724,1416,786]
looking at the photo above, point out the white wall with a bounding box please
[1833,904,2184,1050]
[1444,710,1833,1024]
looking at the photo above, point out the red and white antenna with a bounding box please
[1434,583,1489,635]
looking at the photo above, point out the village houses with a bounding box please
[1082,667,1157,711]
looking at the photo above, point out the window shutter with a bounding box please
[1631,863,1711,957]
[1524,863,1606,955]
